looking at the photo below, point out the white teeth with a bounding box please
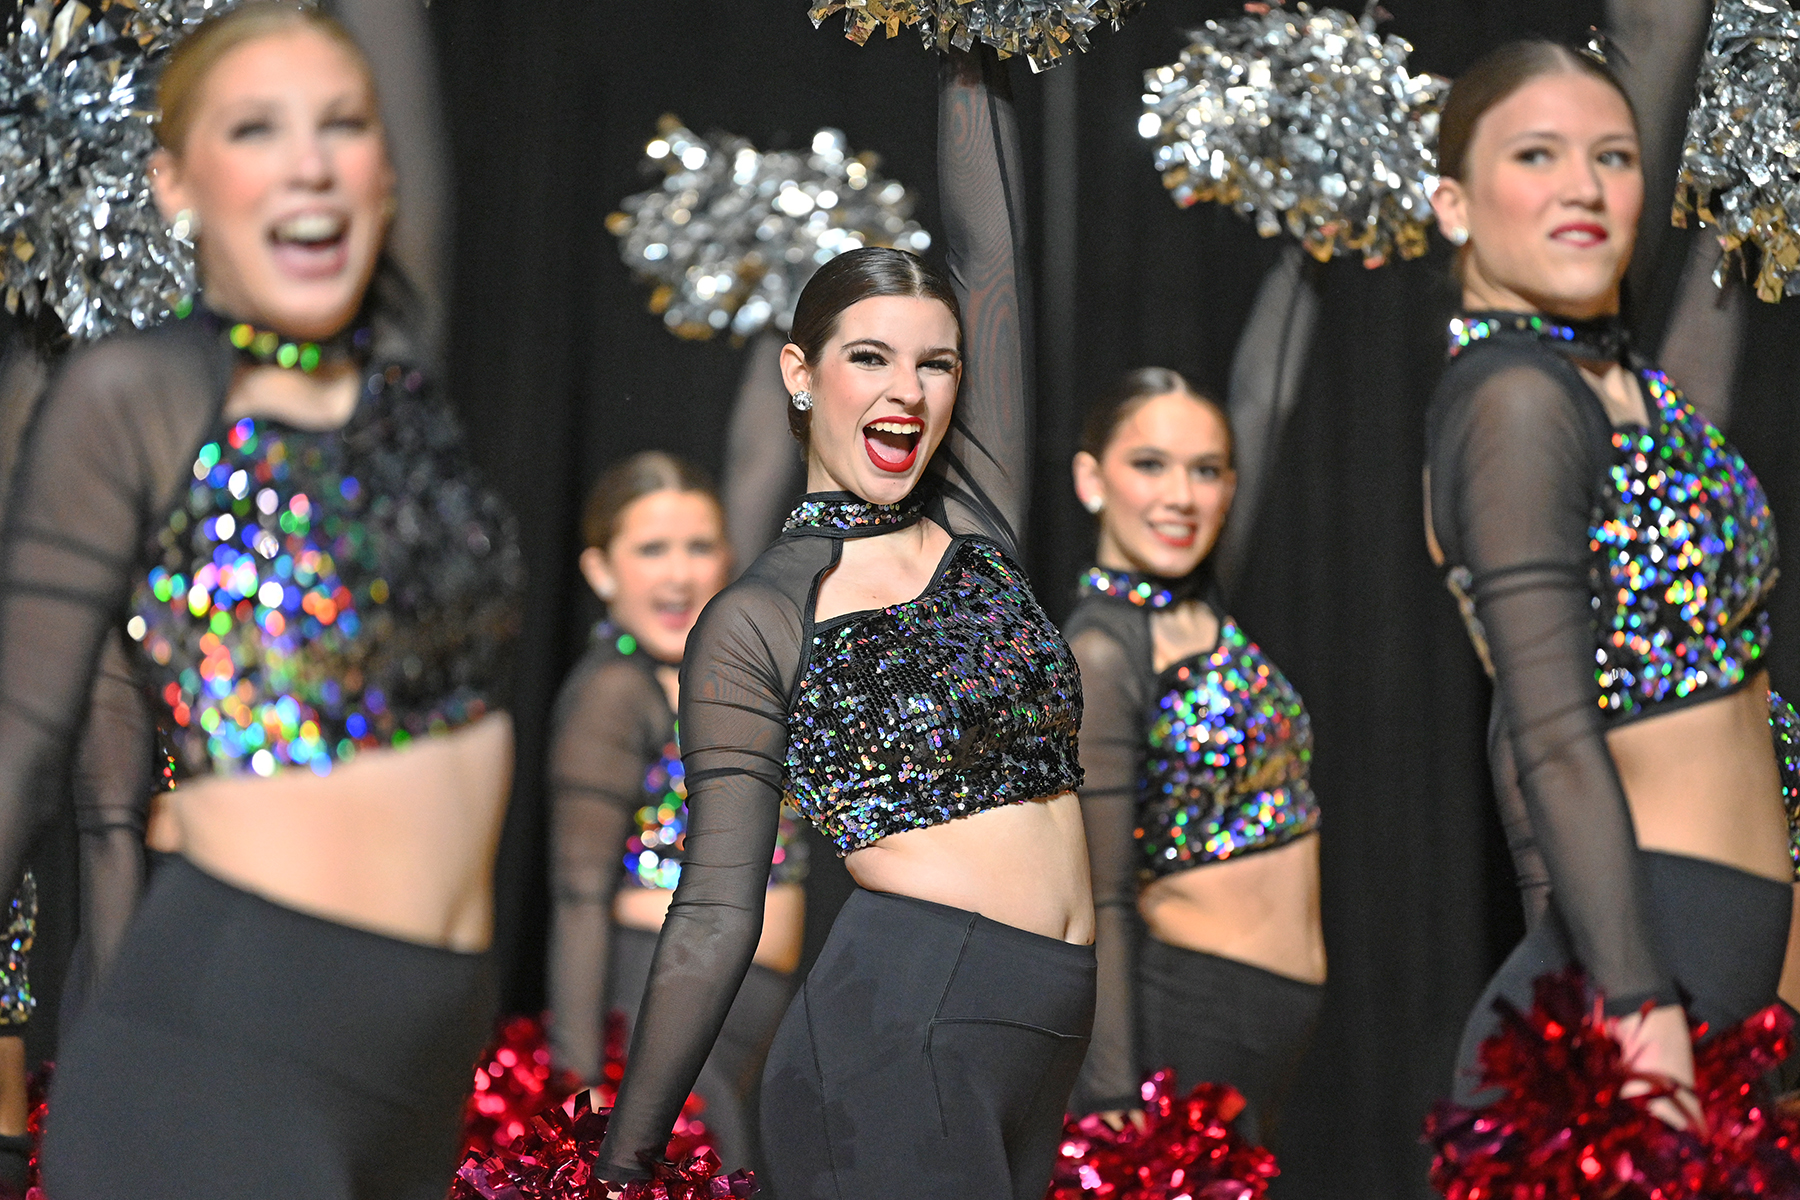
[274,213,346,244]
[866,421,919,435]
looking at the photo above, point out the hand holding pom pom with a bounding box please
[807,0,1144,72]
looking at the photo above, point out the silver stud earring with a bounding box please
[791,390,813,412]
[1445,225,1468,246]
[171,209,198,241]
[1083,495,1104,515]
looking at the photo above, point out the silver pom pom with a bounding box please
[0,0,288,342]
[1675,0,1800,303]
[807,0,1143,73]
[607,117,933,342]
[1141,3,1447,267]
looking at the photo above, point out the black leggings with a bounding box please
[1455,849,1790,1103]
[761,888,1095,1200]
[1137,939,1324,1145]
[609,925,793,1179]
[42,856,493,1200]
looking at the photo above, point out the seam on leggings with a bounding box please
[930,1016,1086,1038]
[925,914,979,1138]
[798,978,844,1200]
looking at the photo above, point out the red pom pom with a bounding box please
[1424,967,1800,1199]
[1049,1069,1278,1199]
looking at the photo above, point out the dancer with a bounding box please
[1067,368,1324,1143]
[596,46,1094,1199]
[547,451,807,1174]
[1426,40,1794,1117]
[0,6,522,1195]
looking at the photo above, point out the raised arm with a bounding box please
[932,46,1034,555]
[721,333,805,574]
[1067,621,1151,1114]
[1428,359,1674,1013]
[595,582,799,1179]
[545,656,664,1083]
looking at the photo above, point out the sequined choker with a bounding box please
[782,491,924,535]
[1079,565,1199,609]
[183,299,371,374]
[1447,311,1628,363]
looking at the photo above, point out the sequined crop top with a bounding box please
[1064,567,1318,1111]
[598,49,1070,1178]
[1425,311,1782,1017]
[130,347,522,779]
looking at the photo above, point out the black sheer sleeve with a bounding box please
[70,629,155,987]
[546,649,669,1083]
[721,332,805,574]
[1065,604,1153,1113]
[931,46,1035,555]
[1427,349,1675,1013]
[595,555,810,1180]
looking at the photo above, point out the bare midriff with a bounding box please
[613,884,807,974]
[1137,834,1325,984]
[162,713,514,952]
[843,792,1095,945]
[1610,670,1790,884]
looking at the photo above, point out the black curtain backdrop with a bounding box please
[419,3,1800,1197]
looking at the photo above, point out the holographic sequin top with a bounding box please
[129,351,523,779]
[785,534,1083,854]
[1425,312,1789,1012]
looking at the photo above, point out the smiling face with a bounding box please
[780,294,962,505]
[151,25,393,340]
[1073,391,1236,579]
[581,489,730,665]
[1431,70,1641,320]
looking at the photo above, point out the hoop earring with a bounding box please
[171,209,198,241]
[791,390,813,412]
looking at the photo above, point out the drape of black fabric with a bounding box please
[416,3,1800,1197]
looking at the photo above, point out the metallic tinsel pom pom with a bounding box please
[0,0,263,342]
[807,0,1144,73]
[607,117,932,341]
[1675,0,1800,303]
[1141,3,1447,267]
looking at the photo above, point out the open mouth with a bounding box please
[1549,222,1608,249]
[1148,519,1197,549]
[650,597,694,630]
[863,418,923,474]
[268,211,351,279]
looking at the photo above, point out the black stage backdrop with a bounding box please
[224,2,1800,1197]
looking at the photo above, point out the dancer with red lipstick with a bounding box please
[546,452,806,1177]
[0,5,524,1195]
[594,44,1094,1200]
[1065,368,1323,1145]
[1425,38,1796,1125]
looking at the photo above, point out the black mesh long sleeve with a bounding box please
[70,629,156,987]
[546,649,669,1083]
[721,333,805,574]
[1066,612,1151,1113]
[1428,348,1675,1013]
[0,326,226,937]
[931,45,1034,554]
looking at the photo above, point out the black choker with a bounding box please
[1078,565,1203,610]
[183,298,371,373]
[782,491,924,535]
[1448,311,1628,364]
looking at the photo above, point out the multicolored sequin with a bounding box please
[0,870,35,1027]
[1447,312,1626,364]
[1139,618,1318,874]
[129,363,523,779]
[1079,566,1181,609]
[784,537,1083,854]
[1590,371,1776,718]
[622,734,809,889]
[782,491,924,534]
[1771,691,1800,879]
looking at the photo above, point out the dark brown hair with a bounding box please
[157,3,375,154]
[1437,40,1636,183]
[582,452,722,553]
[1079,366,1233,469]
[785,246,963,444]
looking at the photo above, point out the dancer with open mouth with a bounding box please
[595,44,1095,1200]
[0,5,524,1195]
[547,451,807,1178]
[1065,367,1325,1147]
